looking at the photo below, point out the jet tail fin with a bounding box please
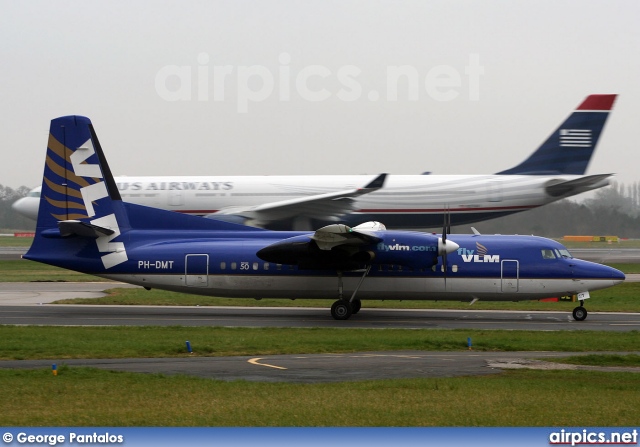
[497,94,617,175]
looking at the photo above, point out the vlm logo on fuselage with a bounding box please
[458,243,500,263]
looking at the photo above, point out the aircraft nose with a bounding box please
[609,266,625,284]
[590,263,625,286]
[12,197,39,220]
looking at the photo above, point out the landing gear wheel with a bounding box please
[572,306,588,321]
[331,300,353,320]
[350,299,362,314]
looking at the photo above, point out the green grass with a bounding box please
[1,326,639,361]
[0,236,33,247]
[0,260,108,282]
[607,263,640,273]
[0,367,638,426]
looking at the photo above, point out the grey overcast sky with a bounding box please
[1,0,639,192]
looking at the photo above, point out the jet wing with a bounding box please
[210,173,386,228]
[545,174,612,197]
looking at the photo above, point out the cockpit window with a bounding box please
[541,249,556,259]
[554,248,573,259]
[28,191,41,198]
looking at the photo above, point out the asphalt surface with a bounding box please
[1,281,639,331]
[2,302,640,331]
[1,351,638,383]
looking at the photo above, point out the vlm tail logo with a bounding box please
[70,138,128,269]
[458,242,499,263]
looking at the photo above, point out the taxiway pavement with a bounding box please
[1,350,638,383]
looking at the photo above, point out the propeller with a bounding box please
[437,207,459,286]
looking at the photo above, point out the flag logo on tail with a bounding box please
[559,129,592,148]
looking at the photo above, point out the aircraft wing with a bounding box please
[256,221,385,269]
[545,173,612,197]
[209,174,386,228]
[310,221,384,250]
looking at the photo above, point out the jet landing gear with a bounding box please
[572,301,588,321]
[331,267,369,320]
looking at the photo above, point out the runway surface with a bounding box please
[1,351,638,383]
[1,282,639,331]
[2,282,639,383]
[2,302,640,331]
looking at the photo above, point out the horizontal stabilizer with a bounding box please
[58,220,115,238]
[545,174,612,197]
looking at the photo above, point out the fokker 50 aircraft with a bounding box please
[14,95,616,230]
[24,116,624,320]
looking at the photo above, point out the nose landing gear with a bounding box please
[572,301,588,321]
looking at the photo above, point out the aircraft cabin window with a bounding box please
[253,262,258,270]
[231,262,237,270]
[452,265,458,273]
[264,263,269,270]
[220,262,226,270]
[541,249,556,259]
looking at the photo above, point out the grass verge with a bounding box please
[1,326,639,360]
[0,260,108,282]
[0,368,637,426]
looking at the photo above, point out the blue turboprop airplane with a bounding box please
[24,116,625,320]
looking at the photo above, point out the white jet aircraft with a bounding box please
[13,94,616,230]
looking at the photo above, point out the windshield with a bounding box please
[554,248,573,259]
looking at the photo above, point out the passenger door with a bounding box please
[185,254,209,287]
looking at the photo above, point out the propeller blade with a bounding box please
[440,205,456,288]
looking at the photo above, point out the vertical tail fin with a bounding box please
[37,115,123,229]
[26,116,129,270]
[497,94,617,175]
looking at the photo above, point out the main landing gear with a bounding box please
[331,267,369,320]
[572,300,588,321]
[330,298,362,320]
